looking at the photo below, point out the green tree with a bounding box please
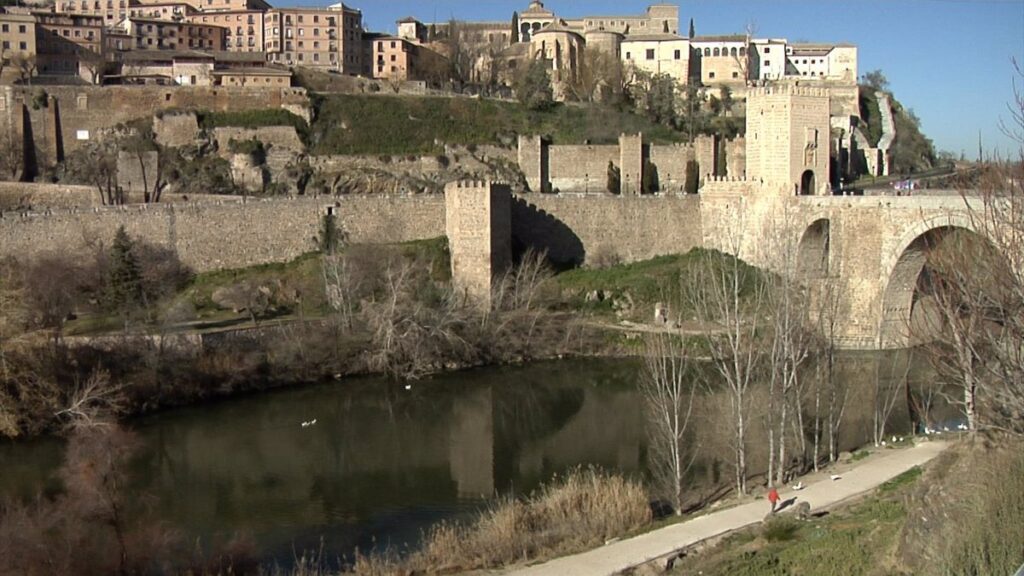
[516,59,554,111]
[106,226,144,315]
[606,161,621,194]
[318,212,345,253]
[719,86,734,116]
[679,83,710,142]
[688,18,695,39]
[631,71,677,127]
[511,11,520,43]
[861,69,889,92]
[685,160,699,194]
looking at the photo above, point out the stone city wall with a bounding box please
[0,85,311,165]
[213,126,305,158]
[518,134,743,194]
[0,182,101,210]
[0,195,445,272]
[153,112,200,148]
[548,145,619,193]
[512,193,704,266]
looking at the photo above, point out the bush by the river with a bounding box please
[353,467,651,574]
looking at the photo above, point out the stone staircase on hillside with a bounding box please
[876,91,896,151]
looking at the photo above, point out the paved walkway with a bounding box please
[506,440,949,576]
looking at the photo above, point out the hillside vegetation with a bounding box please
[307,95,688,155]
[858,81,937,175]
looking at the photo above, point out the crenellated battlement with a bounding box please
[746,85,831,99]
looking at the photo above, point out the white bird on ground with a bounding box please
[957,423,968,431]
[943,426,950,432]
[404,384,412,391]
[881,440,887,446]
[791,481,805,491]
[301,419,317,427]
[830,474,842,481]
[892,436,898,443]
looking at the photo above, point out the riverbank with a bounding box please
[502,439,950,576]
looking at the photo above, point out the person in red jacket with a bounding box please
[768,486,780,514]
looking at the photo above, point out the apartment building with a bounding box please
[621,33,689,79]
[53,0,132,26]
[691,35,748,85]
[34,12,105,77]
[159,0,270,13]
[122,16,227,51]
[371,35,446,81]
[263,3,361,73]
[127,2,198,21]
[188,10,265,52]
[0,11,36,59]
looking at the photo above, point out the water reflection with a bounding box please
[0,352,954,565]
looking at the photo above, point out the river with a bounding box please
[0,352,957,566]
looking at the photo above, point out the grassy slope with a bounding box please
[309,95,687,156]
[554,248,764,322]
[63,238,450,335]
[672,467,923,576]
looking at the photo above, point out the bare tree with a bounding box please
[762,210,815,485]
[78,48,106,85]
[11,53,36,86]
[688,228,769,496]
[55,369,126,430]
[873,351,911,446]
[641,330,698,515]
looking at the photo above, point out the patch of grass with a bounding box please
[309,95,687,156]
[851,449,871,462]
[878,466,921,493]
[672,463,923,576]
[554,248,766,321]
[181,252,326,319]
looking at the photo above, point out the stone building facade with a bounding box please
[445,181,512,304]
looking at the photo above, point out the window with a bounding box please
[703,48,709,56]
[673,49,680,60]
[19,41,26,49]
[739,47,745,56]
[732,71,738,78]
[764,47,770,53]
[18,24,26,33]
[646,48,654,60]
[708,71,715,79]
[390,40,395,48]
[297,15,303,23]
[1,41,8,50]
[713,47,719,56]
[763,59,770,67]
[313,52,318,61]
[313,15,318,23]
[730,47,737,56]
[1,25,7,33]
[390,54,395,61]
[625,51,630,59]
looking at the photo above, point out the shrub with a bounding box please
[358,467,650,573]
[762,516,800,543]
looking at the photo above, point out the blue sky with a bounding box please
[329,0,1024,157]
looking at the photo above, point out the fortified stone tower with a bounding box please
[445,180,512,305]
[745,85,831,196]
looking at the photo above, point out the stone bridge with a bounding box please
[699,190,988,349]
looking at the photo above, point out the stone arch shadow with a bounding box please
[877,213,997,349]
[510,197,585,270]
[797,218,830,279]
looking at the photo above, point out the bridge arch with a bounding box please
[877,213,987,349]
[797,218,830,278]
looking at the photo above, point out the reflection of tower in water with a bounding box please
[449,386,495,499]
